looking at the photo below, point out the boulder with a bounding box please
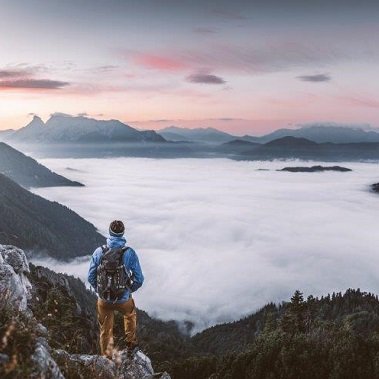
[0,244,32,311]
[53,349,171,379]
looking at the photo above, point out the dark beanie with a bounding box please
[109,220,125,237]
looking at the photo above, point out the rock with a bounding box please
[54,349,117,379]
[0,245,32,311]
[53,348,171,379]
[35,323,49,337]
[31,340,65,379]
[119,349,154,378]
[371,183,379,193]
[1,245,30,274]
[280,165,352,172]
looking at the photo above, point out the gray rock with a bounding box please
[53,349,171,379]
[121,350,155,378]
[35,323,49,337]
[54,349,116,379]
[0,245,32,311]
[31,340,65,379]
[0,245,30,274]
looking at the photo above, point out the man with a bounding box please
[88,220,144,359]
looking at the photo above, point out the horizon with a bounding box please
[3,113,379,138]
[1,0,379,134]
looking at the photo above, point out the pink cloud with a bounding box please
[131,53,188,71]
[341,96,379,109]
[123,39,344,78]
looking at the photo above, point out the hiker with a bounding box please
[88,220,144,359]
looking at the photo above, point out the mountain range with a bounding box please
[0,173,104,259]
[236,136,379,161]
[3,116,379,146]
[157,124,379,144]
[3,114,165,144]
[2,115,379,161]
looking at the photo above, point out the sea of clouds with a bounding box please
[31,158,379,332]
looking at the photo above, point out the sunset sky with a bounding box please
[0,0,378,135]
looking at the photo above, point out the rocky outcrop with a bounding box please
[54,349,170,379]
[0,245,171,379]
[0,244,32,311]
[280,165,352,173]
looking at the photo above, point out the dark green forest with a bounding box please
[2,263,378,378]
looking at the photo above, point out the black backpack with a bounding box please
[96,245,134,301]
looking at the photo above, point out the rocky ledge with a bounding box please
[0,244,170,379]
[280,165,352,173]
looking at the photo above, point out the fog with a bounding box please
[32,158,379,332]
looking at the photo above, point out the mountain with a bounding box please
[238,136,379,161]
[0,128,15,140]
[252,124,379,144]
[158,126,237,143]
[6,114,166,144]
[215,139,261,155]
[223,139,259,146]
[0,142,83,188]
[0,173,104,259]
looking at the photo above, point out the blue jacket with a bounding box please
[87,235,144,303]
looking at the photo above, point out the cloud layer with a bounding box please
[32,158,379,332]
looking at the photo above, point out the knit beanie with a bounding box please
[109,220,125,237]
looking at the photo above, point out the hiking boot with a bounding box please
[126,345,140,360]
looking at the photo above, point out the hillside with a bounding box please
[0,173,104,259]
[0,142,83,188]
[237,137,379,161]
[2,243,379,378]
[170,289,379,378]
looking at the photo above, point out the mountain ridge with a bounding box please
[0,173,104,260]
[0,141,83,188]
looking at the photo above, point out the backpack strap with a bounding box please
[119,246,129,263]
[99,245,109,264]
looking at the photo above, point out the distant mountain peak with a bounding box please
[25,115,45,129]
[8,113,165,144]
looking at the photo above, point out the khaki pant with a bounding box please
[97,297,137,357]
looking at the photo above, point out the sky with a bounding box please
[32,158,379,331]
[0,0,379,135]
